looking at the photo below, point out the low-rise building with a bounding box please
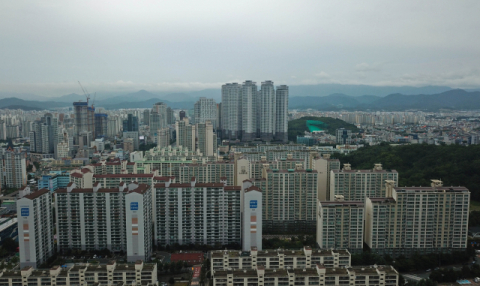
[212,264,398,286]
[210,247,351,271]
[0,260,157,286]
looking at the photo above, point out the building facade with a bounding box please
[17,189,54,268]
[365,180,470,255]
[154,179,241,246]
[317,198,365,253]
[330,164,398,201]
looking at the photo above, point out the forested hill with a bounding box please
[335,143,480,201]
[288,116,359,141]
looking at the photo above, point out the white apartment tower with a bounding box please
[221,80,288,143]
[365,180,470,255]
[252,166,318,233]
[156,127,170,149]
[194,97,217,127]
[55,182,153,262]
[4,148,27,188]
[275,85,289,142]
[312,154,341,201]
[317,197,365,253]
[17,189,54,268]
[154,178,241,246]
[197,121,217,156]
[125,183,153,262]
[221,83,242,140]
[330,163,398,201]
[242,182,263,251]
[241,80,258,141]
[175,118,196,151]
[258,81,276,142]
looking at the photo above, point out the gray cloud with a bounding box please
[1,0,480,96]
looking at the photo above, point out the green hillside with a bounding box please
[336,143,480,201]
[288,116,358,141]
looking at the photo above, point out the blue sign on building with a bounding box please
[130,202,138,211]
[21,207,29,217]
[250,200,257,209]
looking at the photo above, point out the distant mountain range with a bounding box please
[1,85,480,111]
[288,89,480,111]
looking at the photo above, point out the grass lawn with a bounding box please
[471,200,480,212]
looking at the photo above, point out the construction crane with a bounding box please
[77,81,90,104]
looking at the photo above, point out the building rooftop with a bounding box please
[23,189,49,200]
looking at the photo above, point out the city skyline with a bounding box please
[1,1,480,96]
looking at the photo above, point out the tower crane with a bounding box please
[77,81,90,104]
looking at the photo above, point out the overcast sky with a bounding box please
[1,0,480,96]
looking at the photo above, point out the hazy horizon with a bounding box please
[1,1,480,96]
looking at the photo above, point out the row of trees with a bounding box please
[351,248,474,272]
[152,260,189,274]
[429,264,480,283]
[156,242,241,252]
[262,235,317,249]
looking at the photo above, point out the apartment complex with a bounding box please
[317,198,365,253]
[211,247,351,271]
[252,167,318,233]
[154,178,241,246]
[55,182,153,262]
[221,80,288,142]
[212,264,398,286]
[330,164,398,201]
[0,260,157,286]
[365,180,470,255]
[17,189,54,268]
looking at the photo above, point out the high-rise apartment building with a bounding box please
[94,113,108,138]
[317,197,365,253]
[330,164,398,201]
[55,182,153,262]
[242,183,263,251]
[252,166,318,233]
[150,102,168,137]
[175,118,195,151]
[258,81,276,141]
[17,189,54,268]
[143,109,150,125]
[156,128,170,149]
[275,85,289,142]
[167,107,175,124]
[123,114,139,132]
[194,97,217,128]
[30,113,59,155]
[241,80,257,141]
[336,128,352,145]
[197,121,216,156]
[4,148,27,188]
[312,154,341,201]
[221,83,242,140]
[221,80,288,142]
[365,180,470,255]
[154,178,241,246]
